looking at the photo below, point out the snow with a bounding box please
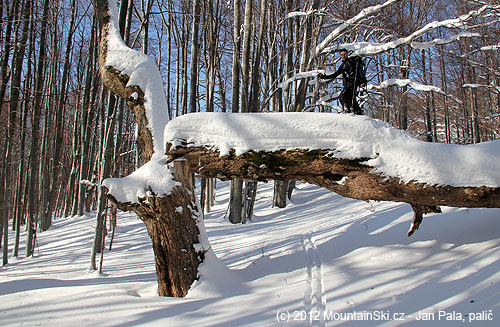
[323,31,480,54]
[315,0,401,57]
[102,153,178,204]
[370,79,463,104]
[481,44,500,51]
[317,4,498,58]
[2,181,500,326]
[278,70,325,89]
[164,112,500,187]
[411,32,481,50]
[104,1,168,154]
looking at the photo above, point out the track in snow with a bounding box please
[301,232,326,327]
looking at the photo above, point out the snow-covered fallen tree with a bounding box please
[93,0,500,298]
[164,112,500,237]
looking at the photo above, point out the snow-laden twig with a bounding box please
[348,4,500,57]
[481,44,500,51]
[369,78,463,104]
[411,32,481,50]
[286,9,325,20]
[314,0,402,58]
[463,83,500,94]
[278,70,325,89]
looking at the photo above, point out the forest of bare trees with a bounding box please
[1,0,499,267]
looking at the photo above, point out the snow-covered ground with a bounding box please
[1,181,499,326]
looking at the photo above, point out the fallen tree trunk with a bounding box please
[166,146,500,236]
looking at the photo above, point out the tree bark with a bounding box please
[25,0,51,257]
[43,0,78,230]
[274,180,288,208]
[229,0,243,223]
[167,146,500,235]
[188,0,201,113]
[93,0,206,296]
[106,160,204,297]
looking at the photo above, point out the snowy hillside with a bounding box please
[1,181,499,326]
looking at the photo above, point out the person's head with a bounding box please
[339,49,349,61]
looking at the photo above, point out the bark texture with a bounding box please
[95,0,154,165]
[166,145,500,235]
[94,0,204,297]
[106,160,204,297]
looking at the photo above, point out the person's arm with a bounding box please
[318,65,342,80]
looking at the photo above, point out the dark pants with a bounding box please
[340,86,362,115]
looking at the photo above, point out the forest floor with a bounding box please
[1,181,500,326]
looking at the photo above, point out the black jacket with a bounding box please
[320,57,358,88]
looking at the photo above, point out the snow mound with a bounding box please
[164,112,500,187]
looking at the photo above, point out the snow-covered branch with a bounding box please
[314,0,402,58]
[370,79,463,104]
[481,44,500,51]
[97,0,168,155]
[285,9,325,20]
[278,70,325,89]
[322,31,480,55]
[317,3,499,58]
[165,113,500,236]
[348,4,500,57]
[411,32,481,50]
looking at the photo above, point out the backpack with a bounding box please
[349,56,367,87]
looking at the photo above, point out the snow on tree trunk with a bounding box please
[93,0,206,297]
[107,160,204,297]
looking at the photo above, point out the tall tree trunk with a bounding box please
[13,3,34,256]
[2,0,30,265]
[43,0,77,230]
[231,0,241,114]
[294,0,321,112]
[439,48,450,143]
[428,48,437,141]
[26,0,51,257]
[76,18,98,216]
[399,49,410,130]
[237,0,254,223]
[240,0,252,114]
[188,0,201,113]
[229,0,243,224]
[0,0,19,114]
[39,10,60,231]
[90,93,117,270]
[421,49,433,142]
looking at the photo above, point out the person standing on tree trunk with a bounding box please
[318,49,364,115]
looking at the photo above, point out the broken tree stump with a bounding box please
[106,159,205,297]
